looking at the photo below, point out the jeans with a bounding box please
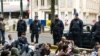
[20,44,29,54]
[0,30,5,45]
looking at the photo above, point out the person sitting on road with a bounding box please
[18,32,29,55]
[5,34,15,45]
[3,34,15,50]
[91,42,100,56]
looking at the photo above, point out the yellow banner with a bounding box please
[46,19,51,27]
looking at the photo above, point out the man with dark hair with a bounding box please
[0,17,5,45]
[51,15,64,45]
[69,13,83,47]
[17,17,27,37]
[18,32,29,55]
[91,16,100,43]
[30,16,41,43]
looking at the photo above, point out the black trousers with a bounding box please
[53,33,62,45]
[31,33,39,43]
[71,32,82,47]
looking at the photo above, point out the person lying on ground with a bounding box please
[56,37,74,56]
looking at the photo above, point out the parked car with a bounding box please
[63,24,95,48]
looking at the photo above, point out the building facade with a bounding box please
[0,0,29,31]
[30,0,100,26]
[0,0,29,19]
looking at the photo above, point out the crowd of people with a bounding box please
[0,12,100,56]
[1,34,100,56]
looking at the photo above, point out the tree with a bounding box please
[51,0,55,22]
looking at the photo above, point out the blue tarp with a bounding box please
[41,20,46,26]
[28,19,33,25]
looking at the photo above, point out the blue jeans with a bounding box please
[0,30,5,45]
[20,44,29,54]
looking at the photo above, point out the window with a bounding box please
[55,0,58,5]
[35,12,38,16]
[60,0,65,7]
[9,0,13,2]
[47,0,51,6]
[41,0,44,6]
[3,0,7,2]
[34,0,38,6]
[14,0,20,1]
[67,0,73,8]
[61,12,65,19]
[47,0,58,6]
[36,0,38,6]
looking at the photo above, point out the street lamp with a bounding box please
[20,0,23,18]
[51,0,55,22]
[0,0,3,17]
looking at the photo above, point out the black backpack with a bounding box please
[53,21,61,31]
[71,20,80,31]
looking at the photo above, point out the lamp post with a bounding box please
[1,0,3,17]
[51,0,55,22]
[20,0,23,18]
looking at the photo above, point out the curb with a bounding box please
[51,45,58,49]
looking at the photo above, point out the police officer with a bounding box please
[30,16,41,43]
[51,15,64,45]
[17,17,27,37]
[69,13,83,47]
[91,16,100,43]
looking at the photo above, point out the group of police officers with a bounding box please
[0,13,100,47]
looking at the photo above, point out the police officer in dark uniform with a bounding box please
[17,17,27,37]
[91,16,100,43]
[69,13,83,47]
[30,16,41,43]
[51,15,64,45]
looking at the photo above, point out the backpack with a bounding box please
[71,20,80,31]
[18,20,25,30]
[53,21,61,31]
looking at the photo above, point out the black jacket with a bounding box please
[30,20,41,33]
[51,19,64,34]
[91,22,100,36]
[17,19,27,32]
[69,18,83,32]
[18,37,28,45]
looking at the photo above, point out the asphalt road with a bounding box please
[5,32,53,44]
